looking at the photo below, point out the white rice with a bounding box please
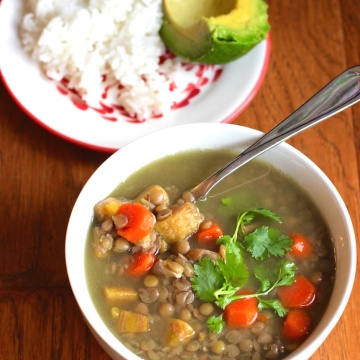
[20,0,183,120]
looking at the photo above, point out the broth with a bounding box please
[85,149,335,360]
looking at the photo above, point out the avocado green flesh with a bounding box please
[160,0,270,64]
[160,19,211,61]
[164,0,236,30]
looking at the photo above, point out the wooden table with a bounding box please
[1,0,359,359]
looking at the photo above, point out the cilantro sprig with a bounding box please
[238,208,282,234]
[191,208,296,332]
[239,209,293,260]
[231,260,296,316]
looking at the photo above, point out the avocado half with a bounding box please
[160,0,270,64]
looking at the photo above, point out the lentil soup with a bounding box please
[85,149,335,360]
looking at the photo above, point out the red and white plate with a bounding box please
[0,0,271,153]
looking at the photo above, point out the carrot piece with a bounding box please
[196,221,223,243]
[115,203,156,243]
[289,233,314,258]
[282,309,310,342]
[125,252,156,277]
[223,291,258,328]
[278,275,316,309]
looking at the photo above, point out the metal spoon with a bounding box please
[191,65,360,200]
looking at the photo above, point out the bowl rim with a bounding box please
[65,123,356,360]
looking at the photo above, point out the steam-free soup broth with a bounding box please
[85,149,335,360]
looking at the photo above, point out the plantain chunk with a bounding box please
[155,202,204,243]
[103,286,138,304]
[116,310,149,333]
[164,318,195,347]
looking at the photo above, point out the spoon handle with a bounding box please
[191,65,360,200]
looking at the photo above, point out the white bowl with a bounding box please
[66,123,356,360]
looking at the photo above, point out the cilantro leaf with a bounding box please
[221,197,233,206]
[207,314,225,333]
[217,234,238,249]
[239,211,255,229]
[257,277,271,293]
[238,208,281,235]
[249,208,282,223]
[191,257,224,302]
[243,226,272,260]
[243,226,293,260]
[258,298,288,317]
[218,257,248,289]
[275,260,297,287]
[268,228,293,256]
[217,236,248,288]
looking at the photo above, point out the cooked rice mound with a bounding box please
[20,0,182,120]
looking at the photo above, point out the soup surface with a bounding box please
[86,149,335,360]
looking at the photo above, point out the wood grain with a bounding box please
[0,0,359,359]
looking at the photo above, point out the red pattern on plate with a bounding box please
[55,52,223,123]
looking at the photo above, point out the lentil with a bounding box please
[144,275,159,288]
[174,240,190,255]
[158,303,174,317]
[199,303,214,316]
[239,339,253,353]
[211,341,226,355]
[157,208,172,221]
[113,237,131,252]
[112,214,128,228]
